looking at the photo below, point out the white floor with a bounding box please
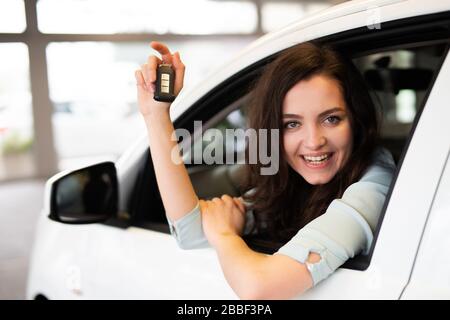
[0,179,45,300]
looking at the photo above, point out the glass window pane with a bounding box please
[0,43,35,181]
[0,0,26,33]
[47,39,253,170]
[353,43,447,162]
[38,0,257,34]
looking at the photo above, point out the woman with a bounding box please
[135,41,395,299]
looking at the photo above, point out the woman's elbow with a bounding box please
[238,286,292,300]
[236,274,310,300]
[236,279,279,300]
[239,286,307,300]
[237,285,266,300]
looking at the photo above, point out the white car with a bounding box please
[27,0,450,299]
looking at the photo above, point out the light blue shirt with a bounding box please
[166,147,396,286]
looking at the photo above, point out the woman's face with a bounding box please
[282,74,353,185]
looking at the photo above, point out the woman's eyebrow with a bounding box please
[318,107,345,118]
[282,107,345,119]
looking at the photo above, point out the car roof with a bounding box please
[169,0,449,120]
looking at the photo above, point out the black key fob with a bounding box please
[154,63,176,102]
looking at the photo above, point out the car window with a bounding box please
[128,42,447,228]
[181,43,447,201]
[181,42,449,265]
[182,44,446,172]
[353,44,448,164]
[126,19,449,272]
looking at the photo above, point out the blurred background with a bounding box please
[0,0,346,299]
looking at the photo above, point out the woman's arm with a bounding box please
[135,42,198,222]
[214,235,319,300]
[200,195,319,299]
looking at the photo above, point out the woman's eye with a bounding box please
[324,115,341,125]
[284,121,300,129]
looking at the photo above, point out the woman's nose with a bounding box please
[304,125,326,150]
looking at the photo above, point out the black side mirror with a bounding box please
[49,162,118,224]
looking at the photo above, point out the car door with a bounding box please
[399,60,450,299]
[84,143,238,299]
[400,150,450,299]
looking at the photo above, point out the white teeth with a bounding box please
[303,154,329,162]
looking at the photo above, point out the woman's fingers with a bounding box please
[148,42,185,95]
[135,69,154,95]
[142,55,160,93]
[199,199,208,214]
[150,41,173,64]
[140,63,152,92]
[151,42,185,94]
[211,197,223,206]
[135,70,145,89]
[233,197,246,213]
[203,195,245,218]
[172,51,185,94]
[147,55,161,83]
[219,195,233,210]
[220,194,246,213]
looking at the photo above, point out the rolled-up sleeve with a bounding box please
[166,202,209,249]
[276,149,395,286]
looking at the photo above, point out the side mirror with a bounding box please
[49,162,118,224]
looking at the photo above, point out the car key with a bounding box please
[154,63,176,102]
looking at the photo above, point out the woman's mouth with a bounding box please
[301,152,334,169]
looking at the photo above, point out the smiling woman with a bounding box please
[243,42,384,247]
[281,76,353,185]
[136,41,395,299]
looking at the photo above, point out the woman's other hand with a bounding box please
[199,195,246,248]
[134,41,185,117]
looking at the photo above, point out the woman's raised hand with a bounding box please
[135,41,185,117]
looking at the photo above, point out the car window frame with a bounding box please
[124,11,450,271]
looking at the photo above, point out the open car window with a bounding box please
[125,12,450,270]
[176,42,449,258]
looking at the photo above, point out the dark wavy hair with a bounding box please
[242,42,380,245]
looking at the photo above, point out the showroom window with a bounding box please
[0,0,26,33]
[0,43,35,180]
[37,0,257,34]
[261,1,330,33]
[0,0,264,181]
[47,39,253,169]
